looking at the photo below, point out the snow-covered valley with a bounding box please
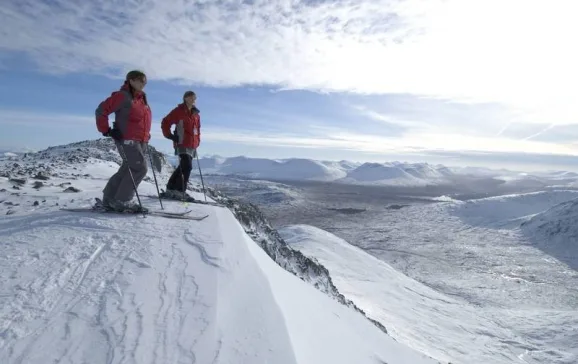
[202,167,578,364]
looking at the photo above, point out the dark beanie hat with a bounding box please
[126,70,146,81]
[183,90,196,101]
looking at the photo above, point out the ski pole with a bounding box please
[180,155,186,202]
[147,147,164,210]
[117,142,146,217]
[195,150,207,202]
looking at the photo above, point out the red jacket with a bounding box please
[161,103,201,149]
[95,84,152,142]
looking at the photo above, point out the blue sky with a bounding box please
[1,0,578,172]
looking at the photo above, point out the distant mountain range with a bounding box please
[185,155,578,188]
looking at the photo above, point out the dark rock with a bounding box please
[13,186,20,190]
[6,210,15,215]
[63,186,81,193]
[32,181,44,189]
[33,172,50,181]
[387,204,408,210]
[33,201,39,206]
[9,178,26,185]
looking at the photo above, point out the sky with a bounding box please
[1,0,578,172]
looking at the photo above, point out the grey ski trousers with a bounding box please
[103,141,148,202]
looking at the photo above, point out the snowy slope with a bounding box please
[0,140,439,364]
[339,162,429,186]
[446,190,578,227]
[521,197,578,241]
[279,223,578,364]
[520,197,578,270]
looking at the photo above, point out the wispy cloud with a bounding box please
[200,125,578,158]
[2,0,578,121]
[5,108,576,158]
[0,109,94,126]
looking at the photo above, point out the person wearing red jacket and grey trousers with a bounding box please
[95,70,152,212]
[160,90,200,201]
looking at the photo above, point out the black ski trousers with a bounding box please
[166,154,193,192]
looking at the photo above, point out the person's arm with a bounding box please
[195,114,201,148]
[95,91,126,135]
[161,107,180,141]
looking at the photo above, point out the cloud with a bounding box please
[0,109,95,126]
[4,108,576,158]
[2,0,578,123]
[200,124,578,158]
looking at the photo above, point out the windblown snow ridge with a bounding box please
[201,187,389,335]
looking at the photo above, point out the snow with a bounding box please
[280,224,510,364]
[279,190,578,364]
[198,156,578,188]
[199,156,347,181]
[447,190,578,227]
[0,140,438,364]
[520,196,578,270]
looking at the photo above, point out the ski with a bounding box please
[144,194,227,208]
[60,206,209,221]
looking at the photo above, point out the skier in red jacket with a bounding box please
[95,70,152,212]
[160,90,200,201]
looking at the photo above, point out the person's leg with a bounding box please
[102,142,128,205]
[112,142,147,202]
[131,142,148,187]
[166,161,182,192]
[180,154,193,192]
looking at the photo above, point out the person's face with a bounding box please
[184,94,196,105]
[129,76,147,92]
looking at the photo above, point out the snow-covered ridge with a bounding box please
[0,189,438,363]
[0,138,171,182]
[0,139,400,356]
[214,189,389,334]
[446,190,578,227]
[520,196,578,270]
[521,197,578,239]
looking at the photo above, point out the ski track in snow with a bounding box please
[0,207,222,364]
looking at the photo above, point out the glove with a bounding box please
[169,133,179,143]
[103,127,123,141]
